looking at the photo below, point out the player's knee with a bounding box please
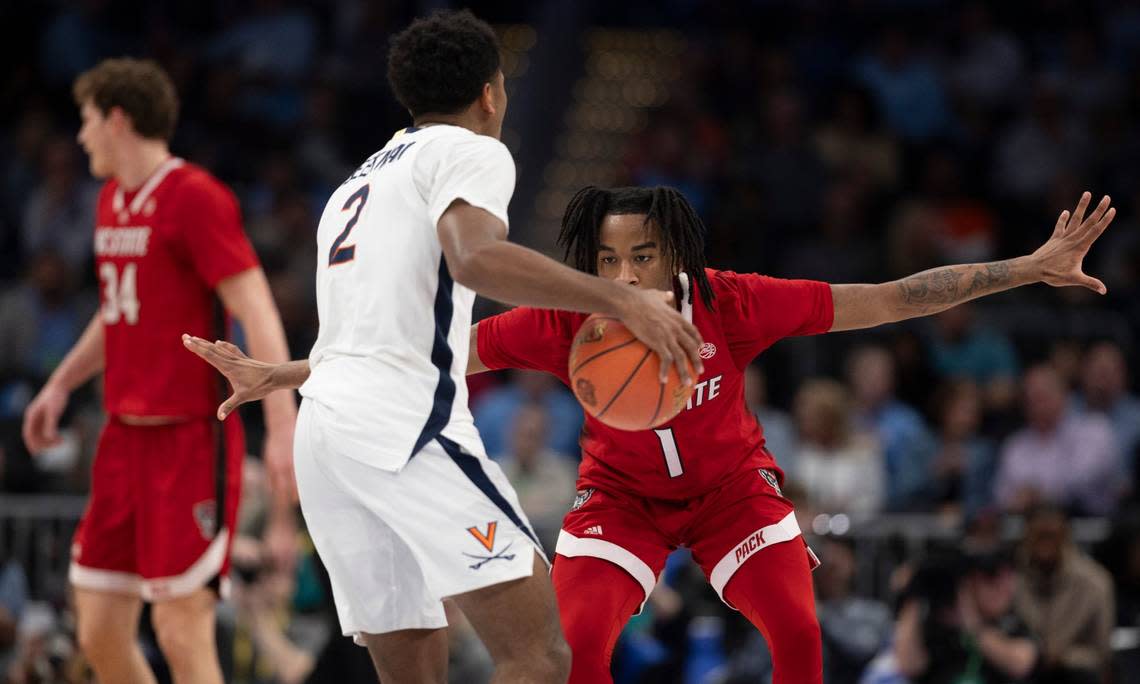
[551,636,573,678]
[76,620,120,663]
[152,599,215,668]
[770,604,821,657]
[526,636,572,683]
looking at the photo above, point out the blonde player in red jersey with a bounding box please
[185,185,1114,683]
[21,59,297,684]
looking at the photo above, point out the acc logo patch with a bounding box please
[575,378,597,407]
[698,342,717,359]
[571,488,595,511]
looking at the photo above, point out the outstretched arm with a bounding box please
[185,323,493,420]
[830,192,1115,332]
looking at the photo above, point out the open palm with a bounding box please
[182,334,276,420]
[1032,192,1116,294]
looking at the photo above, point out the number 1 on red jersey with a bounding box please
[654,427,685,478]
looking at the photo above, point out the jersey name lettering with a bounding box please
[685,374,722,411]
[343,141,416,185]
[95,226,152,257]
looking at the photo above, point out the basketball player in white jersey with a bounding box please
[185,10,702,683]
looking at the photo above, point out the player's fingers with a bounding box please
[183,334,224,363]
[1079,273,1107,295]
[216,340,244,357]
[679,327,704,377]
[655,347,674,383]
[43,405,60,442]
[218,394,241,421]
[1068,191,1091,230]
[1085,207,1116,243]
[1052,210,1069,237]
[1083,195,1110,228]
[21,410,40,453]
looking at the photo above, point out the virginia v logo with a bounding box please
[467,521,497,551]
[464,521,516,570]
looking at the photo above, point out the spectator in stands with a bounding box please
[0,249,94,392]
[993,77,1090,202]
[473,369,582,460]
[1015,506,1115,683]
[894,549,1038,683]
[780,176,877,284]
[848,345,937,511]
[931,379,998,517]
[1074,341,1140,480]
[815,536,892,684]
[813,85,900,192]
[741,89,827,235]
[19,137,99,272]
[925,303,1019,413]
[497,403,577,548]
[791,378,885,518]
[0,554,27,677]
[854,26,953,141]
[948,2,1025,111]
[743,363,797,473]
[995,365,1122,515]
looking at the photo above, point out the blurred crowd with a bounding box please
[1,0,1139,682]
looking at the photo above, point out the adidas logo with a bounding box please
[584,525,603,536]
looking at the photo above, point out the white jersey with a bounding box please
[300,124,515,471]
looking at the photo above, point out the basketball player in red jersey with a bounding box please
[184,185,1114,683]
[21,59,297,684]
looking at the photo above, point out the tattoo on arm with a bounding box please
[895,261,1016,313]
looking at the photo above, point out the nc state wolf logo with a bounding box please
[571,488,594,511]
[193,501,217,540]
[463,521,516,570]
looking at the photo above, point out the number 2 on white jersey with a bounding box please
[654,427,685,478]
[100,262,139,325]
[328,184,370,265]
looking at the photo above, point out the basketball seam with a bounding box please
[570,337,639,376]
[646,379,666,429]
[597,349,652,419]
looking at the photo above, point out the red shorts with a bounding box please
[69,416,243,602]
[554,467,818,608]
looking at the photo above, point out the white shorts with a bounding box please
[294,399,546,637]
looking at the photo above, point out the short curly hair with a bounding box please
[387,10,501,118]
[73,58,179,141]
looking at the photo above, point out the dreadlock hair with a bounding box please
[557,186,715,309]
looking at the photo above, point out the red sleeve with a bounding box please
[716,271,834,367]
[476,307,577,381]
[174,173,259,287]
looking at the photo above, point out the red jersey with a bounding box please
[94,158,259,417]
[477,269,833,500]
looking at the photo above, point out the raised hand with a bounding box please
[182,334,277,420]
[616,288,704,385]
[1031,192,1116,294]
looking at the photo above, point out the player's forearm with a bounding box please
[831,256,1037,331]
[451,240,633,316]
[45,313,104,393]
[220,269,298,430]
[975,627,1037,679]
[270,361,311,391]
[893,600,930,677]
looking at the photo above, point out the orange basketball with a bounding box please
[568,314,694,431]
